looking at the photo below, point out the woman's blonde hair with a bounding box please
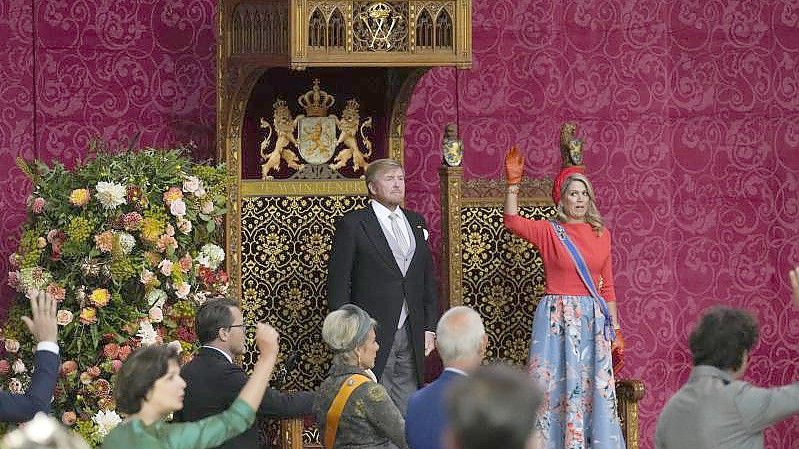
[322,304,377,366]
[556,173,604,234]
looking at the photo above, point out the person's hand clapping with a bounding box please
[21,290,57,344]
[505,146,524,185]
[254,322,279,361]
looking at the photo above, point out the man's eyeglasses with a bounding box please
[227,324,247,330]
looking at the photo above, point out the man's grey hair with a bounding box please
[365,158,403,196]
[445,365,542,449]
[322,304,377,365]
[436,306,485,365]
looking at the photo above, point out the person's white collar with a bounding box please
[202,345,233,364]
[444,367,468,376]
[371,199,403,218]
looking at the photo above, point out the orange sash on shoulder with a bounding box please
[324,374,370,448]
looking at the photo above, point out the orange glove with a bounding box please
[504,146,524,185]
[611,329,625,374]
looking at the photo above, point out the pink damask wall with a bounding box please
[1,1,798,447]
[403,1,799,447]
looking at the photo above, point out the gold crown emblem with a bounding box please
[367,2,392,20]
[298,79,335,117]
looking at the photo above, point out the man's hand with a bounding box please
[21,291,57,344]
[790,266,799,308]
[505,146,524,185]
[424,331,436,356]
[254,322,280,361]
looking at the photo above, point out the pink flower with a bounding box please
[165,224,175,237]
[31,197,46,214]
[7,271,20,290]
[8,253,19,268]
[159,260,174,276]
[139,269,156,286]
[60,360,78,375]
[111,359,122,373]
[163,187,183,205]
[47,230,66,245]
[62,411,77,426]
[0,360,10,375]
[94,231,115,253]
[47,283,66,301]
[56,309,73,326]
[103,343,120,359]
[122,212,143,231]
[175,282,190,299]
[156,235,177,253]
[178,254,193,273]
[148,306,164,323]
[170,199,187,217]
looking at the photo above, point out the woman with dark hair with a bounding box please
[101,323,279,449]
[315,304,408,449]
[502,147,625,449]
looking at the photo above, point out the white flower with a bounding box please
[92,410,122,437]
[95,181,127,209]
[159,259,174,277]
[148,306,164,323]
[140,269,156,286]
[8,378,23,394]
[200,201,214,215]
[116,232,135,254]
[145,289,167,308]
[12,359,26,374]
[167,340,183,354]
[177,217,192,234]
[197,243,225,270]
[174,282,190,299]
[4,339,20,353]
[136,321,158,346]
[165,224,175,237]
[191,291,207,306]
[182,176,202,194]
[56,309,74,326]
[170,199,187,217]
[194,187,207,198]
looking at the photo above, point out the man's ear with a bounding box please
[366,181,375,196]
[217,327,228,342]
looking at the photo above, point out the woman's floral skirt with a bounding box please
[528,295,625,449]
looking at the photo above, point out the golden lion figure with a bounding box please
[260,100,305,179]
[560,122,584,167]
[329,99,373,173]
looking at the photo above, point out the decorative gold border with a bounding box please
[241,179,367,196]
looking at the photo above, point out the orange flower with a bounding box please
[162,187,183,205]
[94,231,114,253]
[79,307,97,324]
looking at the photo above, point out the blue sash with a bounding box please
[549,220,616,342]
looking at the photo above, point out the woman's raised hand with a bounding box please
[505,146,524,185]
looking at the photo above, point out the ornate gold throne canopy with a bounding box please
[221,0,472,69]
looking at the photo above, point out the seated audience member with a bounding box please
[175,298,314,449]
[101,322,279,449]
[315,304,408,449]
[655,274,799,449]
[443,365,543,449]
[0,292,59,423]
[406,306,487,449]
[2,412,90,449]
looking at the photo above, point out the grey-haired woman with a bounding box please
[314,304,408,449]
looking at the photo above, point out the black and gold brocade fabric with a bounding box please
[460,205,556,365]
[239,195,370,390]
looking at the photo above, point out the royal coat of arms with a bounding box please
[259,79,373,179]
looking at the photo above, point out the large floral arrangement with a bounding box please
[0,146,230,444]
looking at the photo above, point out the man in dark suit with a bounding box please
[175,298,314,449]
[328,158,439,415]
[406,306,487,449]
[0,292,59,423]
